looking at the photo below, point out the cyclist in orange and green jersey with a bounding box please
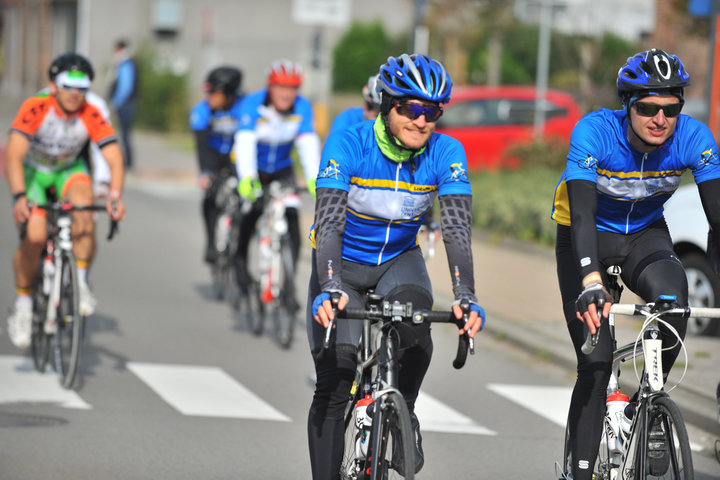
[5,53,126,349]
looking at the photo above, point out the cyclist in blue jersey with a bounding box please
[233,59,320,304]
[190,66,244,264]
[331,73,441,254]
[306,53,485,480]
[552,48,720,480]
[329,74,382,134]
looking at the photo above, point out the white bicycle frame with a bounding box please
[45,214,74,332]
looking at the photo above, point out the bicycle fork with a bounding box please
[46,215,73,333]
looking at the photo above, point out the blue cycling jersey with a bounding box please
[236,89,315,173]
[329,107,366,134]
[552,108,720,234]
[189,96,244,156]
[315,120,472,265]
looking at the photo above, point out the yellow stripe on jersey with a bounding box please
[596,168,685,179]
[552,179,571,226]
[350,177,437,193]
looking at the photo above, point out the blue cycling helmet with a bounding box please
[617,49,689,102]
[377,53,452,104]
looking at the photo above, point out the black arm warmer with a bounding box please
[439,194,477,302]
[698,178,720,277]
[194,129,218,172]
[314,187,348,292]
[567,179,600,279]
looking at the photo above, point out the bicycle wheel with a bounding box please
[637,396,693,480]
[31,286,51,373]
[270,236,296,349]
[211,254,233,301]
[559,415,573,479]
[239,280,264,336]
[53,251,83,389]
[369,391,415,480]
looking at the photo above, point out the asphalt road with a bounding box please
[0,171,719,479]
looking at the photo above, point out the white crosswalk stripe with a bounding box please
[127,362,290,421]
[415,391,496,435]
[0,355,90,409]
[488,383,572,427]
[1,354,702,453]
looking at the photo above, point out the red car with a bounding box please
[436,86,582,170]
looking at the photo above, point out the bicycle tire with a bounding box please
[31,276,51,372]
[53,251,83,389]
[628,396,694,480]
[369,391,415,480]
[271,236,296,349]
[240,280,265,336]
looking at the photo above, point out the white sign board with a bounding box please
[293,0,351,27]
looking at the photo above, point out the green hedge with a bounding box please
[134,49,189,132]
[470,163,564,245]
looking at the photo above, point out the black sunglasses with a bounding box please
[394,101,443,122]
[633,101,683,118]
[60,84,89,94]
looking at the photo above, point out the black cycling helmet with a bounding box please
[48,53,95,82]
[617,49,689,104]
[204,66,243,97]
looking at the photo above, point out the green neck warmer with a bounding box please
[373,116,426,163]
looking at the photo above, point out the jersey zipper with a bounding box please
[624,152,647,233]
[377,163,402,265]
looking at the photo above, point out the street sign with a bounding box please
[292,0,350,27]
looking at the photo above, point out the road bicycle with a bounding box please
[243,180,298,348]
[208,172,242,301]
[321,292,475,480]
[557,267,720,480]
[28,200,118,389]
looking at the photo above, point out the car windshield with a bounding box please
[439,98,568,128]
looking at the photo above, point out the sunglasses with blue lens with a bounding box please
[60,84,89,94]
[633,101,683,118]
[394,101,443,122]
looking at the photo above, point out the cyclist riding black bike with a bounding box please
[5,53,126,349]
[190,66,244,264]
[307,53,485,480]
[551,48,720,480]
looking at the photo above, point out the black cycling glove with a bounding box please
[575,281,610,317]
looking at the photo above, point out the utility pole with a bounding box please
[413,0,429,54]
[533,1,553,141]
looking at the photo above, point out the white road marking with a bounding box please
[415,391,496,435]
[488,383,572,427]
[0,355,91,409]
[127,362,290,421]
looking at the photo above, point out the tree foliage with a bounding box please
[134,47,189,132]
[331,21,406,93]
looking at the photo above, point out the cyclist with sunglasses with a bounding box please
[307,53,485,480]
[5,52,126,349]
[552,48,720,480]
